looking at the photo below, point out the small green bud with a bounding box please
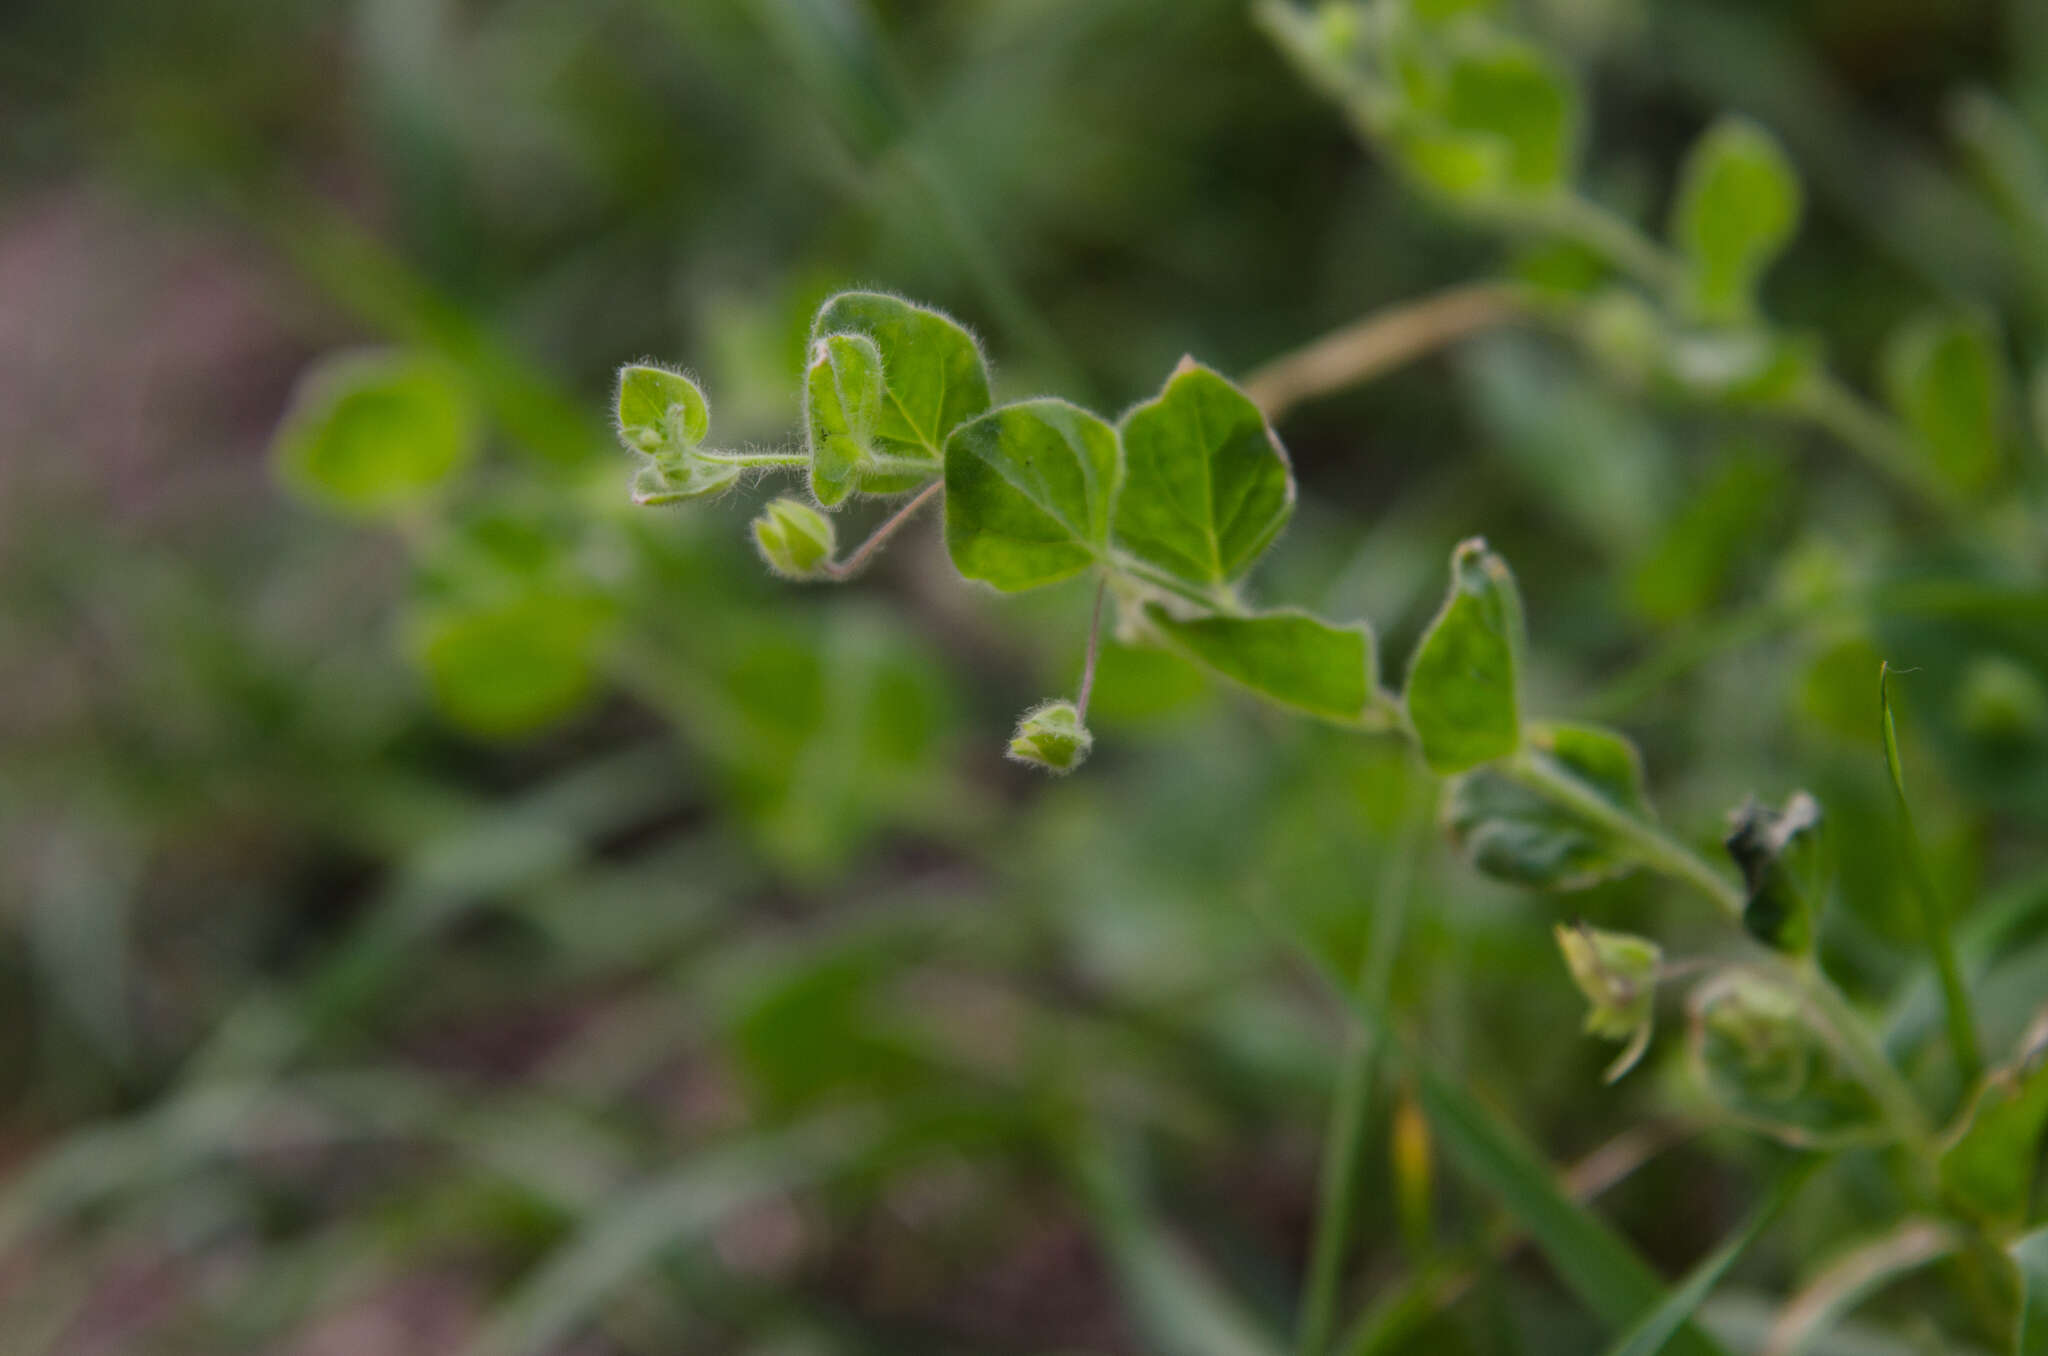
[1958,655,2048,744]
[616,364,709,458]
[1554,922,1660,1082]
[1724,791,1828,955]
[751,497,837,580]
[1693,971,1810,1103]
[1007,700,1093,775]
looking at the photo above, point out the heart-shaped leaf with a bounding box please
[1114,361,1294,596]
[943,399,1121,592]
[810,291,992,482]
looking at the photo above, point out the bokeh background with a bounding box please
[5,1,2048,1352]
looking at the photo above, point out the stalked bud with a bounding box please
[751,498,837,580]
[1554,922,1660,1082]
[1007,700,1092,775]
[616,363,709,459]
[1724,791,1828,955]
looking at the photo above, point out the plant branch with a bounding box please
[824,481,943,581]
[692,449,809,468]
[1075,577,1106,721]
[1244,283,1526,421]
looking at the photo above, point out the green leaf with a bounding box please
[1883,310,2007,496]
[2016,1226,2048,1356]
[614,363,708,458]
[1405,538,1524,773]
[804,332,889,507]
[1940,1012,2048,1228]
[1145,606,1376,725]
[274,350,477,517]
[810,291,992,471]
[1446,722,1651,891]
[1391,27,1579,206]
[1114,361,1294,595]
[943,398,1121,592]
[630,459,740,506]
[1671,117,1803,325]
[1724,791,1829,956]
[408,591,613,738]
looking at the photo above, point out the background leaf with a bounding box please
[1883,310,2008,495]
[273,350,477,517]
[1671,117,1804,325]
[1446,723,1652,890]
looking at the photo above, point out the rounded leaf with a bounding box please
[616,363,709,457]
[809,291,992,462]
[944,399,1121,592]
[1671,117,1803,325]
[274,350,477,517]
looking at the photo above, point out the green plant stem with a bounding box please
[1075,577,1106,721]
[1296,811,1424,1356]
[1792,376,1966,519]
[1539,194,1685,296]
[1502,749,1744,920]
[824,480,943,581]
[1785,957,1934,1150]
[692,449,810,468]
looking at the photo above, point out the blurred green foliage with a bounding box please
[4,0,2048,1353]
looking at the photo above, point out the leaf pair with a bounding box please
[942,359,1294,600]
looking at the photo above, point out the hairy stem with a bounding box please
[693,449,810,468]
[1502,748,1745,920]
[825,481,943,581]
[1075,577,1106,721]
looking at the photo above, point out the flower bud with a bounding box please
[1554,923,1660,1081]
[1724,791,1827,955]
[751,498,837,579]
[1006,700,1092,775]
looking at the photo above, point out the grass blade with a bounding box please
[2016,1227,2048,1356]
[1880,662,1982,1083]
[1603,1159,1820,1356]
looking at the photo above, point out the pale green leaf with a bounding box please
[1671,117,1803,325]
[274,350,477,517]
[1147,607,1376,724]
[614,363,708,457]
[810,291,991,467]
[1940,1011,2048,1227]
[1390,27,1579,205]
[943,398,1121,592]
[804,331,888,506]
[1114,361,1294,593]
[1405,537,1524,773]
[1884,310,2007,496]
[1446,722,1650,890]
[408,591,614,737]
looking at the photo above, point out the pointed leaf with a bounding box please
[1406,538,1524,773]
[274,350,477,517]
[1114,362,1294,594]
[1145,606,1375,724]
[1671,117,1802,325]
[1447,722,1651,890]
[943,398,1121,592]
[1884,310,2007,496]
[810,291,992,467]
